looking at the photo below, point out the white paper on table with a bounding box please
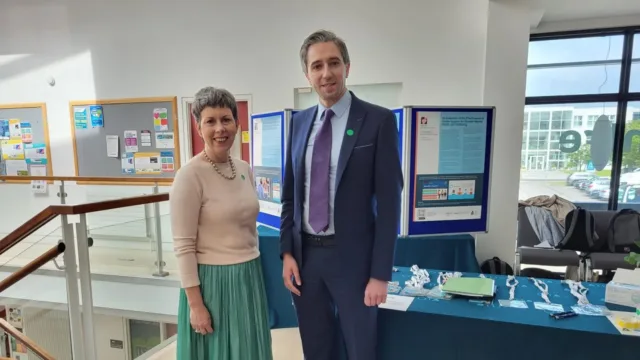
[106,135,119,158]
[5,159,28,176]
[155,132,174,149]
[378,295,414,312]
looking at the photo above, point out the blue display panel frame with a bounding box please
[392,108,403,163]
[392,107,405,235]
[251,110,286,229]
[407,107,495,236]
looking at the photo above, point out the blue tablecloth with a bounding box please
[378,267,637,360]
[257,226,480,329]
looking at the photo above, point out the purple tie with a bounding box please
[309,109,335,233]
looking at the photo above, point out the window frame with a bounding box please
[526,26,640,210]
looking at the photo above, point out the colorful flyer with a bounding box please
[74,108,88,129]
[124,130,138,153]
[1,139,24,160]
[9,119,21,139]
[160,151,174,172]
[121,153,135,174]
[0,119,9,138]
[153,108,169,131]
[25,143,47,164]
[155,132,174,149]
[134,152,162,174]
[20,121,32,143]
[90,105,104,128]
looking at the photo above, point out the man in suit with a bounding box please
[280,29,403,360]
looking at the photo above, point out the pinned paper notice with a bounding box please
[153,108,169,131]
[141,130,152,147]
[1,140,24,160]
[124,130,138,152]
[155,132,174,149]
[9,119,21,139]
[106,135,119,158]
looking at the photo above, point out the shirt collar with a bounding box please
[318,90,351,118]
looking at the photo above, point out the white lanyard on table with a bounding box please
[530,278,550,304]
[563,280,589,305]
[405,265,430,288]
[506,275,518,301]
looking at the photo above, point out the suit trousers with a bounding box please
[292,243,378,360]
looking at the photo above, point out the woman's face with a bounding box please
[197,106,237,156]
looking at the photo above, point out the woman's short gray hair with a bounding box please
[191,86,238,124]
[299,30,350,73]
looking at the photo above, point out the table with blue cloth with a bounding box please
[379,267,638,360]
[257,226,480,329]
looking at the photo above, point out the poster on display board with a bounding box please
[406,106,495,236]
[250,109,296,229]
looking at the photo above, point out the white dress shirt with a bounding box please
[302,91,352,235]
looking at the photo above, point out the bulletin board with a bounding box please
[69,97,181,183]
[0,103,53,183]
[405,106,495,236]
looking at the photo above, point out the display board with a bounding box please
[250,109,296,229]
[70,97,180,181]
[0,103,53,182]
[406,106,495,236]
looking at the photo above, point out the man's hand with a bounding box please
[282,253,302,296]
[364,278,387,306]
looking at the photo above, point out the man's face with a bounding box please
[305,41,350,105]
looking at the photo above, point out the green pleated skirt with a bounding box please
[176,257,273,360]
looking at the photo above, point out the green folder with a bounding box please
[441,277,495,298]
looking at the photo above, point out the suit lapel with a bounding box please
[336,95,366,189]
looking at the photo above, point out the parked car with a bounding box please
[575,176,598,190]
[620,184,640,204]
[566,172,592,186]
[587,178,610,198]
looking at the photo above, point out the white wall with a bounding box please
[477,2,531,263]
[94,314,128,360]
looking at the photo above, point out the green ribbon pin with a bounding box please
[346,129,354,136]
[241,174,245,180]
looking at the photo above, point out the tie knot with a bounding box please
[324,109,335,122]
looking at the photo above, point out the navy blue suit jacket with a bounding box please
[279,92,403,282]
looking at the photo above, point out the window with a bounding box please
[619,102,640,212]
[630,33,640,92]
[521,102,618,206]
[522,28,640,211]
[129,320,161,358]
[526,35,624,97]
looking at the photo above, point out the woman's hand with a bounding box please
[190,304,214,335]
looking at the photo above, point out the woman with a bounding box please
[170,86,273,359]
